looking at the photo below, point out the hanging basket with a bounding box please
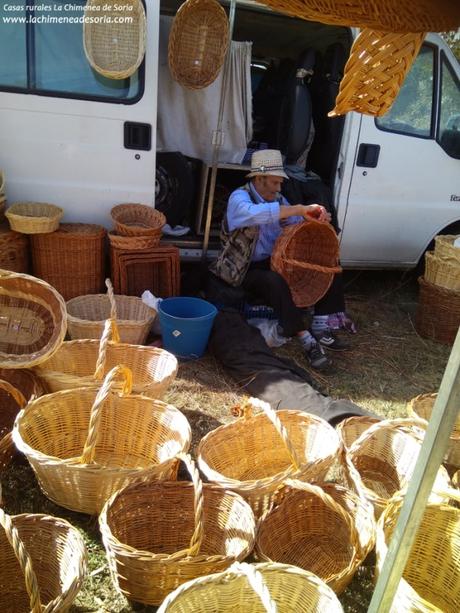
[5,202,63,234]
[83,0,146,79]
[197,397,341,518]
[168,0,230,89]
[434,234,460,263]
[157,561,344,612]
[99,453,256,605]
[271,220,341,307]
[424,251,460,292]
[0,506,86,612]
[14,365,191,514]
[111,203,166,238]
[0,269,67,369]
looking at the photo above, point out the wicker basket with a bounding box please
[407,392,460,469]
[66,278,156,344]
[434,234,460,263]
[0,269,67,368]
[0,223,29,273]
[108,230,160,250]
[14,365,191,514]
[0,507,86,612]
[34,317,177,398]
[5,202,63,234]
[0,379,27,472]
[157,561,344,612]
[424,251,460,291]
[416,276,460,345]
[168,0,230,90]
[99,453,256,605]
[336,415,381,449]
[197,397,341,518]
[271,220,341,307]
[30,222,106,300]
[111,203,166,238]
[83,0,146,79]
[375,488,460,612]
[0,367,44,403]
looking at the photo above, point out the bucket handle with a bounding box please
[93,279,121,381]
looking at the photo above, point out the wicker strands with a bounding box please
[271,220,341,307]
[0,223,29,273]
[329,30,425,117]
[66,278,156,344]
[424,251,460,292]
[99,453,256,605]
[0,269,67,368]
[111,203,166,238]
[434,234,460,263]
[168,0,230,90]
[157,562,345,612]
[0,507,86,612]
[5,202,63,234]
[416,276,460,345]
[30,222,106,300]
[13,365,191,514]
[83,0,146,79]
[375,488,460,612]
[34,317,177,398]
[108,230,160,250]
[197,397,341,518]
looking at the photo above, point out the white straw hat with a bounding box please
[246,149,289,179]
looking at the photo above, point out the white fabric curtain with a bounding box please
[157,16,253,164]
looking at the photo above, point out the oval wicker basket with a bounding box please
[0,507,87,612]
[108,230,161,250]
[83,0,146,79]
[424,251,460,291]
[0,224,29,273]
[14,365,191,514]
[157,561,345,612]
[5,202,64,234]
[168,0,230,90]
[99,453,256,605]
[0,269,67,368]
[66,278,156,344]
[197,397,341,518]
[271,220,341,307]
[376,488,460,613]
[434,234,460,263]
[111,203,166,238]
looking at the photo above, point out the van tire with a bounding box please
[155,152,193,227]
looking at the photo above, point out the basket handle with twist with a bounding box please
[79,365,133,464]
[93,279,121,381]
[231,562,277,612]
[172,452,204,558]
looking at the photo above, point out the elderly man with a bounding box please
[210,149,349,370]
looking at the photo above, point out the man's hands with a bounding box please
[299,204,331,223]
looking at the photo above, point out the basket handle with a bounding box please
[0,379,27,410]
[93,317,121,381]
[175,452,204,557]
[105,278,118,322]
[231,562,278,612]
[347,416,427,455]
[79,365,133,464]
[0,508,42,613]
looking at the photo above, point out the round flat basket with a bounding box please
[83,0,146,79]
[0,269,67,368]
[111,203,166,237]
[271,220,341,307]
[5,202,63,234]
[168,0,230,89]
[157,562,344,612]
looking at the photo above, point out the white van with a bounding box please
[0,0,459,268]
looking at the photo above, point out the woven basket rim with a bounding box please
[6,202,64,218]
[66,293,156,326]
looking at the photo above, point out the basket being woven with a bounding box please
[271,220,341,307]
[0,506,87,612]
[14,365,191,514]
[0,224,29,273]
[111,203,166,238]
[424,251,460,291]
[416,276,460,345]
[157,561,344,612]
[83,0,146,79]
[5,202,63,234]
[100,453,256,605]
[168,0,230,89]
[0,269,67,368]
[434,234,460,263]
[197,397,341,518]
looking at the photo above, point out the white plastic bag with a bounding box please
[247,318,289,348]
[141,290,163,335]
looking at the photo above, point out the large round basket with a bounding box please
[13,366,191,515]
[0,507,86,612]
[83,0,146,79]
[407,392,460,469]
[415,276,460,345]
[111,203,166,238]
[434,234,460,263]
[157,562,344,612]
[5,202,63,234]
[99,454,256,605]
[168,0,230,90]
[66,278,156,344]
[197,397,341,518]
[424,251,460,291]
[271,220,341,307]
[0,269,67,368]
[34,317,177,399]
[0,224,29,273]
[376,488,460,613]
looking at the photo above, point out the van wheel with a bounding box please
[155,152,193,227]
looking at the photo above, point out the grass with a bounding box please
[0,270,452,612]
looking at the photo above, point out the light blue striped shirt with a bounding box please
[226,182,303,261]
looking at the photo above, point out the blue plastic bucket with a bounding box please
[158,297,218,359]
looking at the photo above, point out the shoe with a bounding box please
[305,341,330,370]
[313,328,350,351]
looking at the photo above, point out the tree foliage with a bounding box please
[441,30,460,61]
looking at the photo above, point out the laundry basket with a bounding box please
[13,366,191,514]
[100,453,256,605]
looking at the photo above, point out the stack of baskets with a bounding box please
[416,234,460,344]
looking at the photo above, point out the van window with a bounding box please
[438,53,460,159]
[376,45,434,138]
[0,1,141,102]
